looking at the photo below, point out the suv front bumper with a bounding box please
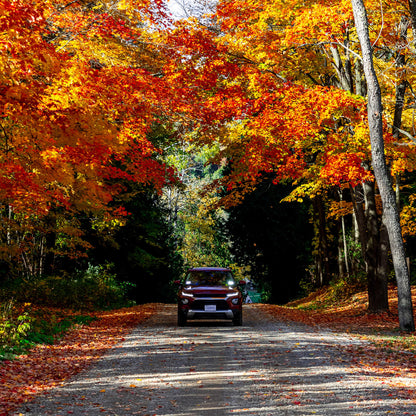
[186,309,235,319]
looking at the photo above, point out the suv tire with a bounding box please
[178,310,187,327]
[233,311,243,326]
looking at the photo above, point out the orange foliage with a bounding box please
[261,287,401,333]
[320,153,373,187]
[0,0,172,218]
[164,0,416,210]
[0,0,178,266]
[163,9,376,204]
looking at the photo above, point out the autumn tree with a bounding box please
[0,0,174,279]
[163,140,233,269]
[162,0,416,321]
[351,0,414,330]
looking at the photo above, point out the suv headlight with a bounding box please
[181,292,193,305]
[181,291,194,297]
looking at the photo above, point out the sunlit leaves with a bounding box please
[320,153,373,187]
[164,0,416,224]
[401,194,416,237]
[0,0,176,273]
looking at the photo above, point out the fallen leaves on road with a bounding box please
[3,286,416,415]
[0,303,159,416]
[260,285,416,403]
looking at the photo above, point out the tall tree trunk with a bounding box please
[363,180,389,312]
[354,59,366,97]
[313,196,330,286]
[392,17,408,212]
[330,45,353,92]
[350,184,367,261]
[408,0,416,41]
[351,0,415,331]
[338,189,349,276]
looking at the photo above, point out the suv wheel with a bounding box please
[178,310,187,326]
[233,311,242,326]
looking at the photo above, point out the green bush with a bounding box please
[0,300,32,347]
[1,264,135,310]
[0,300,96,360]
[26,311,95,345]
[327,276,366,304]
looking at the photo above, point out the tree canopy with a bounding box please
[2,0,416,327]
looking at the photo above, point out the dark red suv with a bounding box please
[177,267,244,326]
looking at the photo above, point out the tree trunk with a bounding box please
[338,189,349,276]
[349,184,367,261]
[363,180,389,312]
[354,59,366,97]
[392,17,408,212]
[313,196,330,286]
[330,44,352,92]
[351,0,415,331]
[408,0,416,41]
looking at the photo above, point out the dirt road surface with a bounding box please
[15,304,416,415]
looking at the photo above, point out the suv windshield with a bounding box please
[185,270,235,287]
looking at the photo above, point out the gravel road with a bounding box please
[15,304,416,416]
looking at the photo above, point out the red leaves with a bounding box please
[0,0,177,269]
[0,0,173,215]
[0,304,159,415]
[260,286,402,333]
[320,153,374,187]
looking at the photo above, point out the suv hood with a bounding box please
[182,286,239,295]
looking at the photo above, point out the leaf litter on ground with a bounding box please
[3,286,416,414]
[260,284,416,405]
[0,303,159,416]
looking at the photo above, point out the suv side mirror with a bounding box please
[238,280,246,286]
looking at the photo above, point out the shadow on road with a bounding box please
[16,304,416,416]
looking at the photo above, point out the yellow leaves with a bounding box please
[327,200,354,219]
[390,157,409,177]
[401,195,416,238]
[282,182,325,203]
[40,147,60,163]
[285,0,353,47]
[224,120,248,144]
[352,123,371,151]
[117,0,129,10]
[41,62,93,113]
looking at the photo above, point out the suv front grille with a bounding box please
[192,300,229,311]
[195,294,226,298]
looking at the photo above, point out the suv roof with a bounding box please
[188,267,232,272]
